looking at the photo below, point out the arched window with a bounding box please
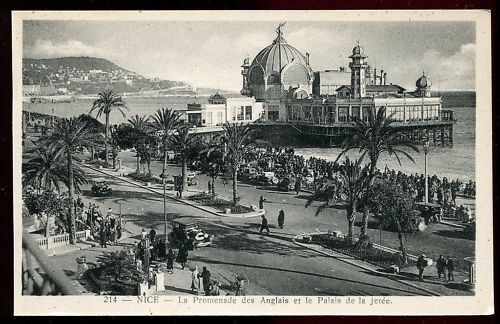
[249,67,265,85]
[267,74,280,85]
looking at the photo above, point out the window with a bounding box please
[362,106,372,122]
[303,106,312,120]
[245,106,252,120]
[207,112,212,124]
[338,106,349,123]
[351,106,360,121]
[217,111,224,124]
[237,106,244,121]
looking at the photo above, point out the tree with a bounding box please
[335,107,418,243]
[218,122,256,206]
[96,250,143,285]
[151,108,182,180]
[77,114,105,161]
[24,190,72,237]
[23,143,66,193]
[336,106,419,184]
[40,116,98,244]
[365,178,420,262]
[307,157,370,242]
[127,114,151,172]
[89,90,127,166]
[169,125,200,190]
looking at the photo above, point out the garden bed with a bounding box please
[127,172,162,184]
[308,233,415,270]
[187,192,253,214]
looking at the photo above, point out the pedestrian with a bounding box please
[208,180,212,194]
[223,177,228,187]
[294,178,302,196]
[277,209,285,229]
[446,256,455,281]
[191,266,201,294]
[199,266,211,296]
[259,215,270,234]
[259,196,266,210]
[99,222,107,248]
[417,254,427,281]
[176,244,189,269]
[156,239,166,261]
[149,228,156,244]
[141,228,147,240]
[166,248,174,273]
[436,254,447,279]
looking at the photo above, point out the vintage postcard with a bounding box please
[13,10,493,315]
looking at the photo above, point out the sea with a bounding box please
[22,91,476,181]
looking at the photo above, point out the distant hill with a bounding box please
[23,57,125,73]
[22,56,237,96]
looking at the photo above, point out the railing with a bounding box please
[35,230,91,250]
[22,232,79,295]
[441,109,455,121]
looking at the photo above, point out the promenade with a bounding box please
[40,152,474,296]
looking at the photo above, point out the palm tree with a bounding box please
[336,106,419,182]
[89,90,127,166]
[335,107,419,241]
[307,157,370,242]
[128,114,150,172]
[23,143,65,193]
[219,122,256,206]
[41,117,97,244]
[170,125,199,190]
[151,108,181,180]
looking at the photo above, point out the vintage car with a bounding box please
[90,177,112,197]
[414,202,442,224]
[277,177,296,192]
[187,172,198,186]
[168,218,212,250]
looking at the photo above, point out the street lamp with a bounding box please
[423,140,430,204]
[160,171,168,252]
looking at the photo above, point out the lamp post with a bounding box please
[160,171,168,252]
[423,140,430,204]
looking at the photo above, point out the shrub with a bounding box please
[188,192,252,214]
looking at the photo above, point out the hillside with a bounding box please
[23,57,124,73]
[22,56,237,96]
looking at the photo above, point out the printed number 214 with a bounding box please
[104,296,117,303]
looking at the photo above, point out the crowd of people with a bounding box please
[238,146,475,221]
[130,229,220,296]
[74,198,124,247]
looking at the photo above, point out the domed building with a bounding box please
[414,72,432,97]
[240,24,314,120]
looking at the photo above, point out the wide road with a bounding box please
[81,166,427,296]
[116,151,475,270]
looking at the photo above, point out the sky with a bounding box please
[23,20,476,91]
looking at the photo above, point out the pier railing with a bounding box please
[22,232,78,295]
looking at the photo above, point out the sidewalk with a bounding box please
[292,233,473,296]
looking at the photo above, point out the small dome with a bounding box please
[352,45,364,55]
[416,73,432,88]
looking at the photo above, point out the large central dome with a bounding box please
[251,34,310,75]
[246,25,314,102]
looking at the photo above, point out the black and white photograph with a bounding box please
[12,10,493,315]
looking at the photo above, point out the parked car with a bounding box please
[414,202,442,224]
[187,172,198,186]
[90,178,112,196]
[277,177,296,192]
[168,218,212,250]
